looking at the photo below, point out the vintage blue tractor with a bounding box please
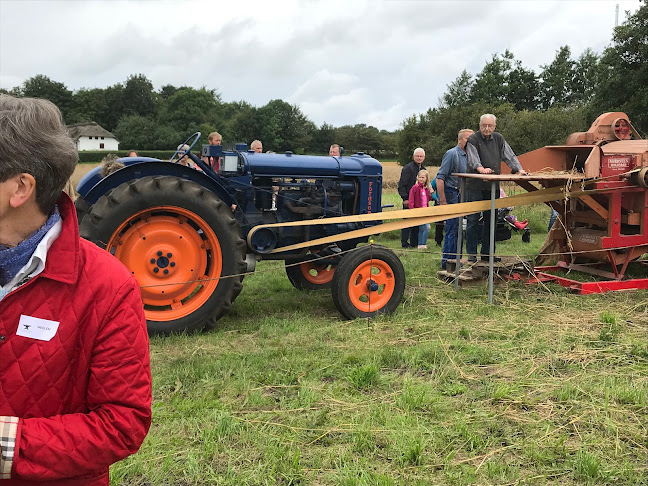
[76,134,405,334]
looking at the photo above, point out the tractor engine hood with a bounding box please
[241,152,383,179]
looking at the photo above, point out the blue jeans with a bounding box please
[441,189,461,267]
[418,224,430,246]
[466,188,499,258]
[548,208,558,231]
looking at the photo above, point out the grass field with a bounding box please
[103,178,647,485]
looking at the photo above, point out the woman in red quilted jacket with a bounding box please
[0,95,152,485]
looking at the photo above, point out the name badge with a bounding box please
[16,315,60,342]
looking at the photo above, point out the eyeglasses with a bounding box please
[480,124,495,129]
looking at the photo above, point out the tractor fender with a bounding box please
[78,161,235,207]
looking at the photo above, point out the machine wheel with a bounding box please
[80,176,247,335]
[522,228,531,243]
[285,256,335,290]
[331,245,405,320]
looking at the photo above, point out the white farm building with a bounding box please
[68,122,119,151]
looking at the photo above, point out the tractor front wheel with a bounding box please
[80,176,247,335]
[331,245,405,320]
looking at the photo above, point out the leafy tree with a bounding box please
[20,75,75,122]
[507,62,540,111]
[593,1,648,133]
[442,70,473,108]
[68,88,107,124]
[122,74,157,119]
[226,104,262,147]
[502,107,587,155]
[539,46,576,109]
[113,115,158,149]
[159,84,178,100]
[159,87,219,134]
[97,83,126,132]
[378,130,399,160]
[309,122,336,154]
[258,99,315,153]
[572,48,599,105]
[470,51,514,104]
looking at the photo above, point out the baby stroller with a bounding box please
[477,190,531,243]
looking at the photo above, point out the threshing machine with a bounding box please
[516,112,648,292]
[76,135,405,335]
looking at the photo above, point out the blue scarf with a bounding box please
[0,206,61,286]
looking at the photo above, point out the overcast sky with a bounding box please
[0,0,641,131]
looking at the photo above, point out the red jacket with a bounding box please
[0,194,151,484]
[408,183,431,210]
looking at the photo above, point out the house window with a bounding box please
[95,136,99,140]
[101,136,104,140]
[100,143,105,149]
[88,136,92,140]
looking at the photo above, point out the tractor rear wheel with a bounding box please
[80,176,247,335]
[74,195,92,225]
[331,245,405,320]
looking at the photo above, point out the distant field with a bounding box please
[72,162,100,187]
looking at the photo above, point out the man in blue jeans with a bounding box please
[465,114,527,262]
[436,129,473,269]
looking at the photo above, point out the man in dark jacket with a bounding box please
[0,95,151,484]
[397,147,426,248]
[465,113,527,262]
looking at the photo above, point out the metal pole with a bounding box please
[488,181,496,304]
[454,178,465,290]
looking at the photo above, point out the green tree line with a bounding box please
[0,74,398,158]
[397,2,647,165]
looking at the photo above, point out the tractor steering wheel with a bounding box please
[170,132,202,163]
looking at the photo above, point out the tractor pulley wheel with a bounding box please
[331,245,405,320]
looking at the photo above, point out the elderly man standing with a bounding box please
[465,114,527,262]
[397,147,426,248]
[0,95,151,484]
[437,128,473,269]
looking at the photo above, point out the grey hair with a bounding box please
[0,95,78,215]
[413,147,425,156]
[251,139,262,149]
[458,128,474,138]
[480,113,497,124]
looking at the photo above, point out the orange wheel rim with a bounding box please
[300,261,335,285]
[106,206,221,322]
[347,259,395,312]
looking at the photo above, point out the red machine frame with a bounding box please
[513,113,648,294]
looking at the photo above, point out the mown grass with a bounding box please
[109,187,647,485]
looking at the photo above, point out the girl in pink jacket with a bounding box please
[408,169,433,249]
